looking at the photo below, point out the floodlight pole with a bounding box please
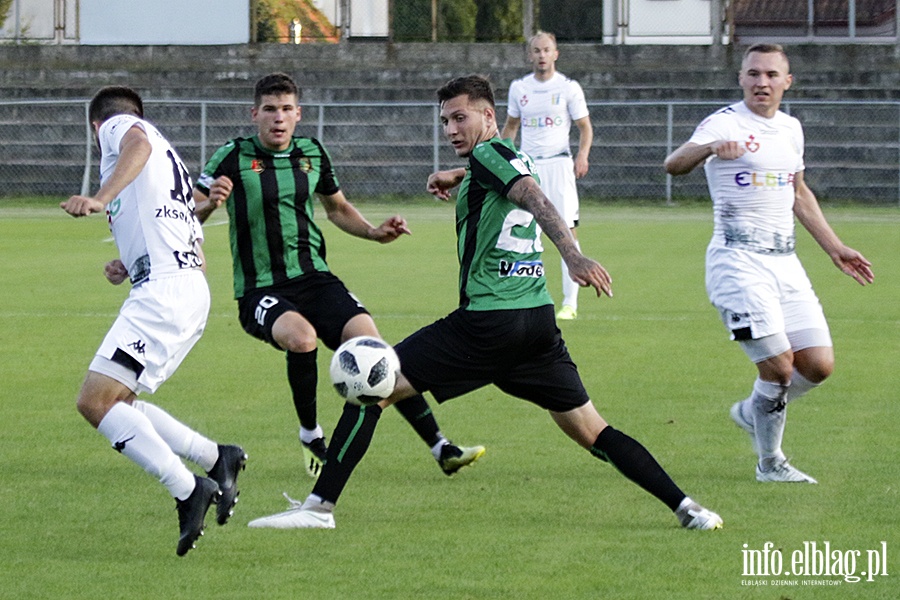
[711,0,723,58]
[340,0,351,42]
[81,101,92,196]
[523,0,534,40]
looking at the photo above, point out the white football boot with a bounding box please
[756,459,818,484]
[675,497,724,530]
[248,493,336,529]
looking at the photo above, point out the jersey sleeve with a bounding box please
[99,114,143,157]
[506,80,522,119]
[789,116,805,173]
[688,106,734,146]
[567,79,590,121]
[469,139,533,196]
[195,140,238,194]
[309,139,341,196]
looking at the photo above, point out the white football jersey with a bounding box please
[98,115,204,284]
[506,72,589,159]
[689,101,804,255]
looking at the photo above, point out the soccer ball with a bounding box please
[329,336,401,406]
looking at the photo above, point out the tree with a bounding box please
[393,0,476,42]
[440,0,477,41]
[0,0,16,32]
[475,0,522,42]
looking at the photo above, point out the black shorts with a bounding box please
[237,272,369,351]
[395,305,590,412]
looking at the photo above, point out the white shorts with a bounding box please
[705,245,830,343]
[535,156,579,228]
[89,271,210,394]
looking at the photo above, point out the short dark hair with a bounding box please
[436,75,495,108]
[254,72,300,105]
[89,86,144,124]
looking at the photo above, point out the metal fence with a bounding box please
[1,98,898,205]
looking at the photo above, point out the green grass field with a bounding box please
[1,199,897,599]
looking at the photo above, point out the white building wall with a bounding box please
[350,0,388,37]
[80,0,249,44]
[604,0,714,44]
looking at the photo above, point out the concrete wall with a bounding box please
[0,42,897,202]
[0,42,896,102]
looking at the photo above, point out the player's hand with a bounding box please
[208,175,234,208]
[426,169,465,201]
[370,215,412,243]
[710,140,746,161]
[60,195,105,217]
[567,255,613,298]
[831,247,874,286]
[574,155,590,179]
[104,259,129,285]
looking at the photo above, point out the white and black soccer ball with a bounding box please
[329,336,400,406]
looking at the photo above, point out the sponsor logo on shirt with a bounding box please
[734,171,795,189]
[251,159,265,173]
[155,205,195,224]
[522,115,565,129]
[745,135,760,152]
[499,259,544,278]
[510,158,532,176]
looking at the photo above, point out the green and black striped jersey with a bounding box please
[197,135,341,298]
[455,137,554,311]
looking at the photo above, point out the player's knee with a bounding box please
[274,324,317,352]
[75,392,114,428]
[75,394,93,421]
[800,357,834,384]
[793,345,835,384]
[756,353,795,385]
[280,335,316,353]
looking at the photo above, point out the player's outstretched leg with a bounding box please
[248,403,383,529]
[591,426,723,530]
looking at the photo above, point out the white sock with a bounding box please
[786,370,819,404]
[301,493,335,513]
[430,437,449,461]
[560,240,581,309]
[300,425,325,444]
[132,400,219,472]
[97,402,196,500]
[750,378,789,468]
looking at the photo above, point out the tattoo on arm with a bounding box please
[509,177,575,256]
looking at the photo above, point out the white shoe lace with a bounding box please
[282,492,305,509]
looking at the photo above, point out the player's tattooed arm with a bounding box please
[507,176,570,246]
[507,176,613,297]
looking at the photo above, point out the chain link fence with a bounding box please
[1,98,898,204]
